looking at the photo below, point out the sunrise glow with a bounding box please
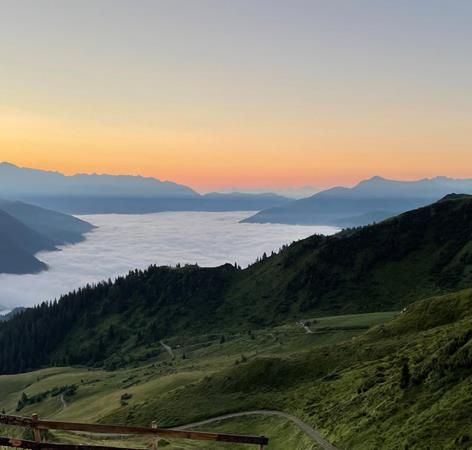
[1,1,471,190]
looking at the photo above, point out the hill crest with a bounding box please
[2,195,472,372]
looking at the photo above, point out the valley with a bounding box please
[1,287,471,449]
[1,195,472,449]
[3,4,470,448]
[0,211,337,310]
[0,311,394,449]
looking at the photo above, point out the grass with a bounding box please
[0,311,392,448]
[3,198,472,448]
[306,311,396,329]
[105,290,472,449]
[174,415,319,449]
[5,195,472,376]
[50,415,319,450]
[6,298,470,448]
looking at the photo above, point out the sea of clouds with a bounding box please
[0,211,339,309]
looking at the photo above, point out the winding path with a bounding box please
[174,410,340,450]
[48,394,67,418]
[160,341,174,359]
[297,321,313,334]
[68,409,340,449]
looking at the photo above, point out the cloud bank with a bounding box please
[0,212,338,309]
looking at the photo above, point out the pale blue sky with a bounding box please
[1,0,471,189]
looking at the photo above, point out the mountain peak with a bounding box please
[355,176,390,187]
[437,193,472,203]
[0,161,18,168]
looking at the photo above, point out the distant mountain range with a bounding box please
[243,175,472,226]
[0,199,93,274]
[4,163,472,224]
[0,163,291,214]
[215,186,320,199]
[0,162,198,198]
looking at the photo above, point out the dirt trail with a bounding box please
[48,394,67,418]
[70,410,340,449]
[160,340,174,359]
[297,321,313,334]
[175,410,341,450]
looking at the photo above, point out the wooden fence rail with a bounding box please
[0,436,143,450]
[0,413,268,449]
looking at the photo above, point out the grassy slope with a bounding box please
[293,290,472,449]
[0,312,391,449]
[233,195,472,320]
[48,193,472,329]
[3,195,472,374]
[50,416,317,450]
[2,291,472,449]
[107,290,472,450]
[2,198,472,448]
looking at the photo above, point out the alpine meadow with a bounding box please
[1,1,472,449]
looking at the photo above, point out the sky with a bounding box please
[1,0,471,191]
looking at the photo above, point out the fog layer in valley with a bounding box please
[0,211,338,309]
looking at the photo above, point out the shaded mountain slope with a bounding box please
[1,195,472,372]
[0,199,93,245]
[232,193,472,320]
[243,175,472,226]
[0,199,93,274]
[0,209,51,274]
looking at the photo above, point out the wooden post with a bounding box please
[150,421,158,450]
[31,414,41,443]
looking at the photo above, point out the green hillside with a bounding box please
[109,289,472,449]
[1,292,470,449]
[0,312,387,449]
[1,195,472,372]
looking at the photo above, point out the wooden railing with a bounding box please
[0,413,268,449]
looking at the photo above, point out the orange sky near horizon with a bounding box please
[1,1,471,192]
[1,106,471,191]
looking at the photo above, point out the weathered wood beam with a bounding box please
[0,414,269,446]
[0,436,143,450]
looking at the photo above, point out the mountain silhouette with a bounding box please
[0,199,93,274]
[243,176,472,226]
[0,162,290,214]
